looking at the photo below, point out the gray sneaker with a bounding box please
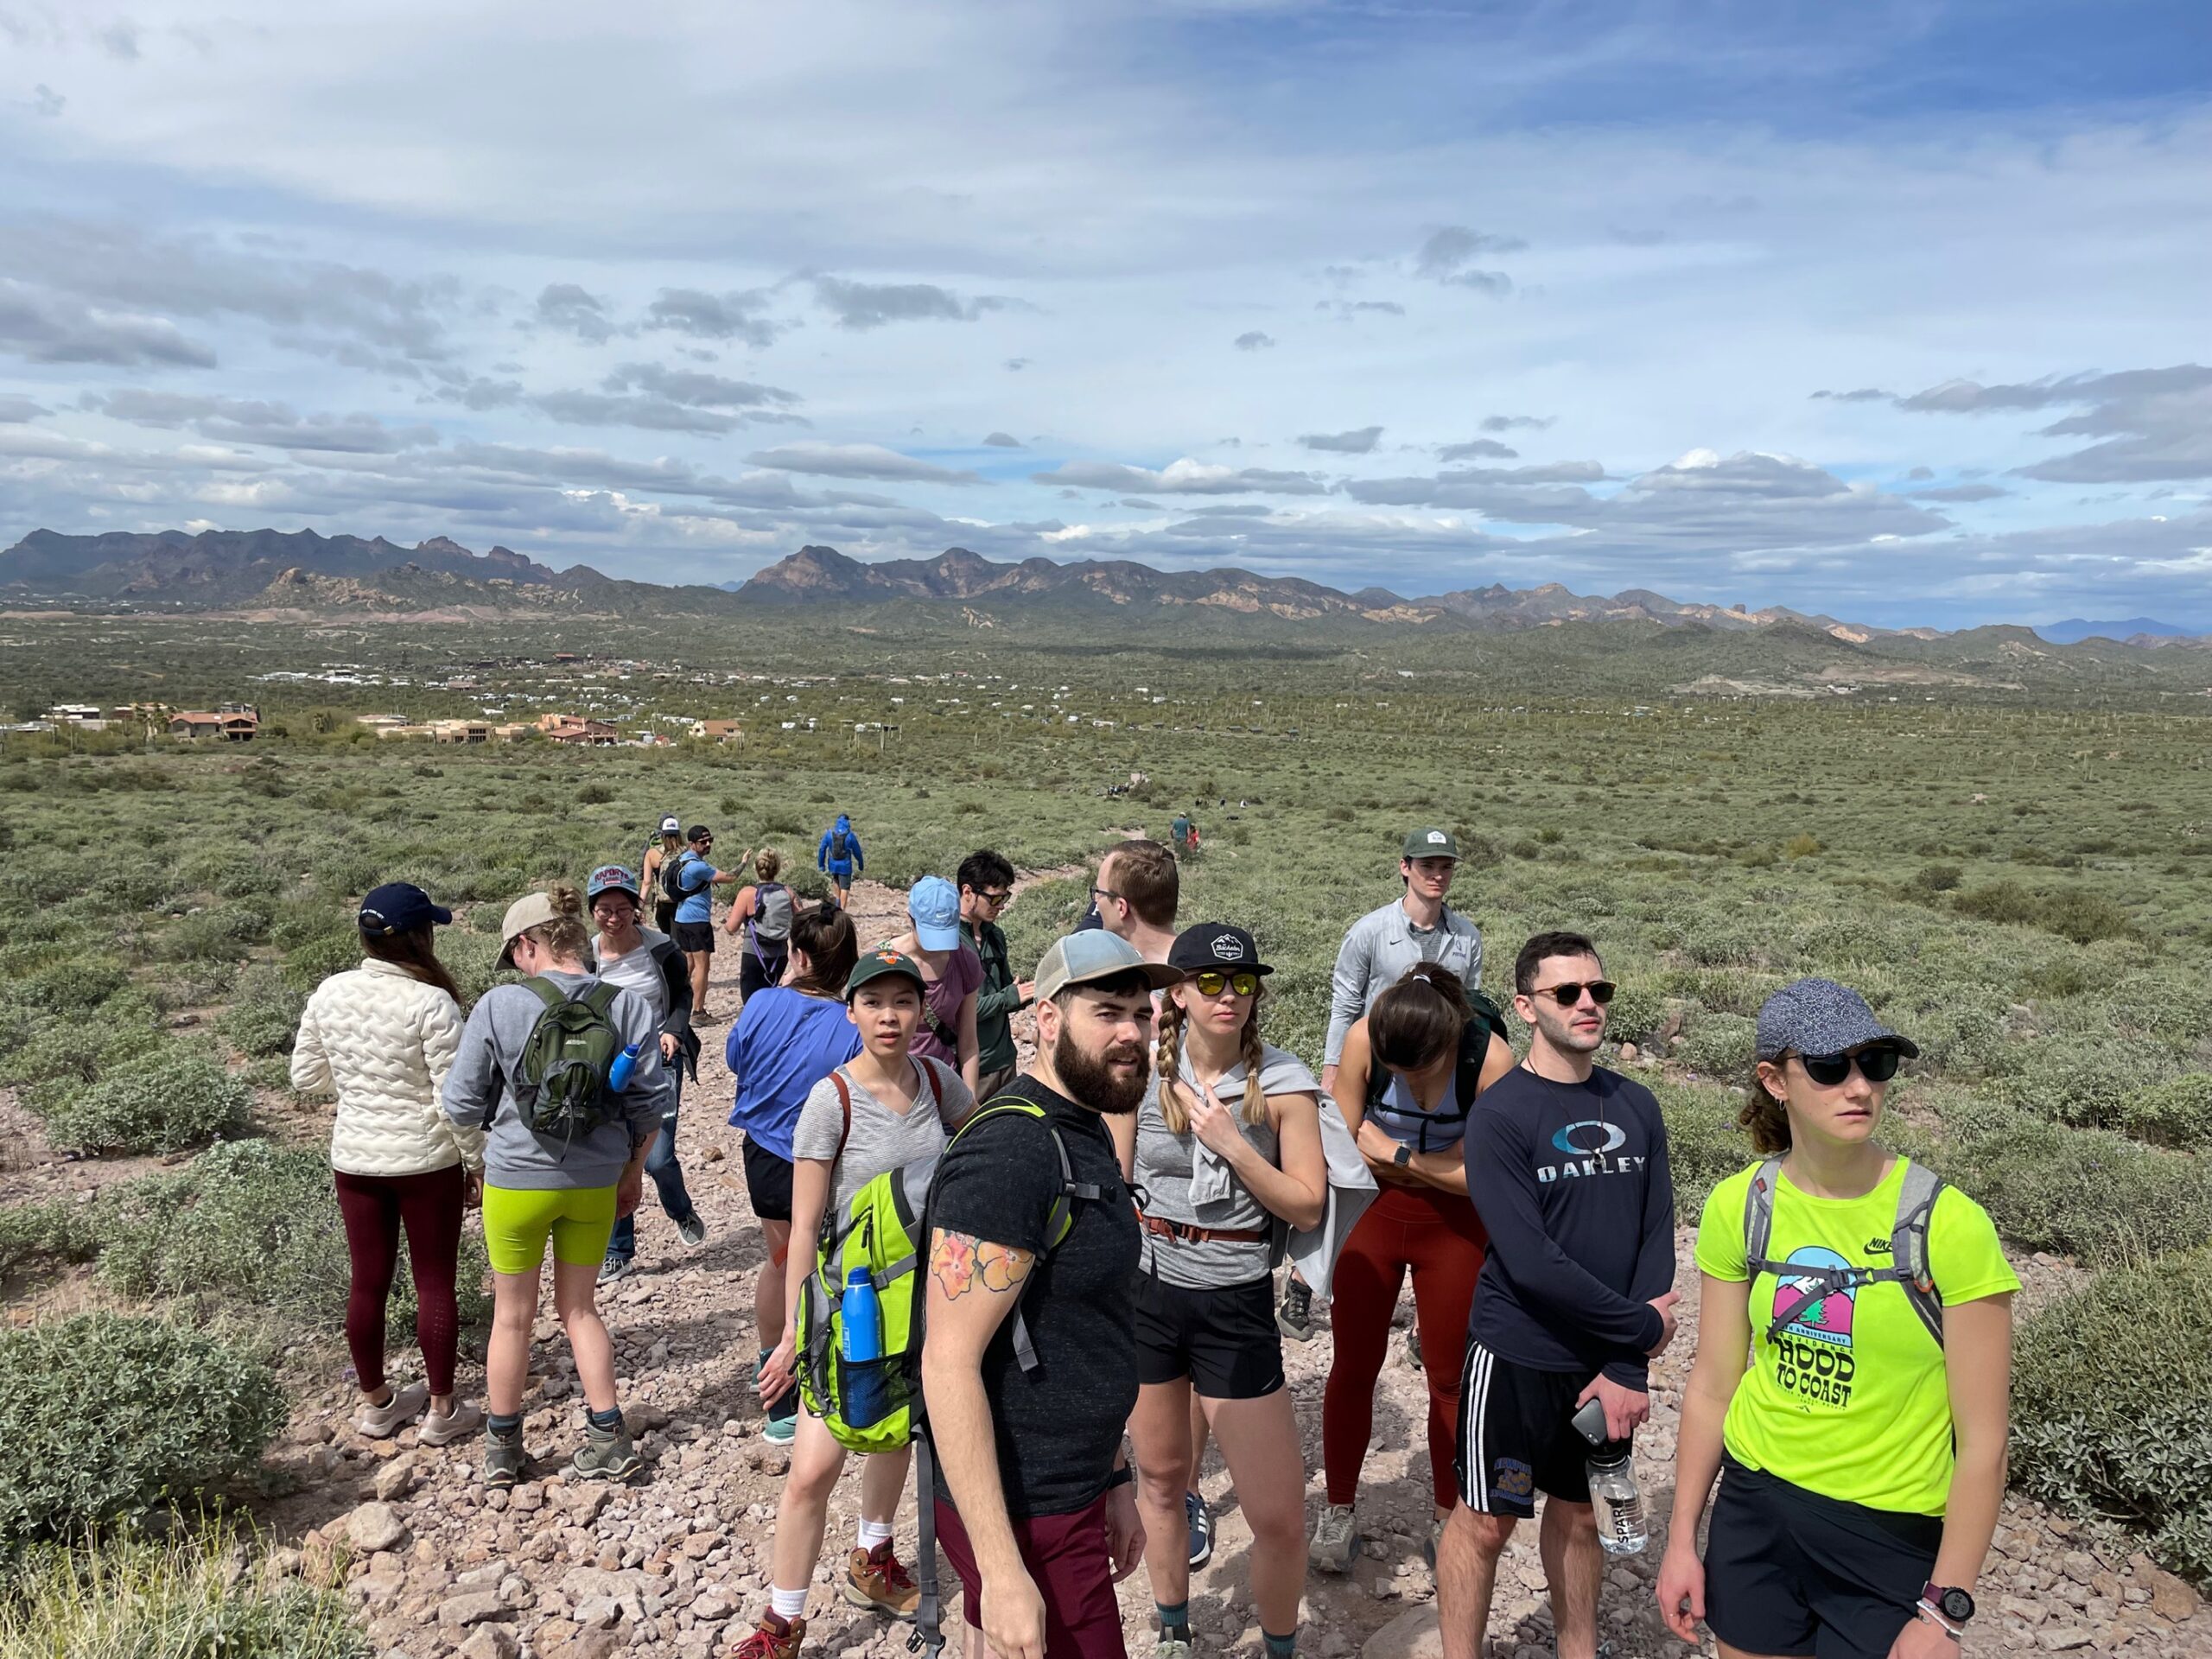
[482,1429,528,1490]
[353,1381,428,1439]
[597,1255,634,1286]
[1277,1278,1315,1343]
[677,1212,708,1248]
[1309,1503,1358,1574]
[1154,1637,1192,1659]
[417,1400,484,1446]
[569,1421,643,1482]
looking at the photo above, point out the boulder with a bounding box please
[345,1502,408,1554]
[1363,1605,1441,1659]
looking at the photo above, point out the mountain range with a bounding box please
[0,527,2197,653]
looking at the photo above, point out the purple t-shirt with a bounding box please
[912,944,983,1068]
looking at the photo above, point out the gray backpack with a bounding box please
[1743,1157,1947,1349]
[748,880,793,958]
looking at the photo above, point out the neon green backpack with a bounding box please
[797,1058,954,1454]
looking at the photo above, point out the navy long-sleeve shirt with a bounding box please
[1465,1065,1675,1389]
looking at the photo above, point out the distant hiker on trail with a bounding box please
[1436,931,1677,1659]
[724,847,796,1002]
[291,880,484,1447]
[817,814,864,909]
[1169,811,1194,856]
[442,885,671,1489]
[1313,962,1514,1577]
[671,823,751,1020]
[587,864,706,1283]
[1126,924,1328,1659]
[641,815,684,936]
[921,932,1179,1659]
[880,875,984,1097]
[959,849,1032,1104]
[1658,979,2016,1659]
[728,904,863,1447]
[735,949,977,1659]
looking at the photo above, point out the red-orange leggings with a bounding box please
[1321,1182,1488,1510]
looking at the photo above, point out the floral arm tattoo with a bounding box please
[931,1228,1035,1300]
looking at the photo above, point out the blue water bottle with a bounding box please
[606,1040,643,1093]
[841,1265,889,1427]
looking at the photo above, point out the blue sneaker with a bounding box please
[1185,1490,1214,1569]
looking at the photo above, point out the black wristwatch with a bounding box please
[1392,1144,1412,1169]
[1922,1584,1974,1624]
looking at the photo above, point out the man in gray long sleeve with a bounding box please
[1321,826,1484,1093]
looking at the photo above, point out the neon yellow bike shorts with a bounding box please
[480,1184,618,1274]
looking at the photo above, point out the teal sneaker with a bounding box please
[569,1421,643,1482]
[756,1351,798,1446]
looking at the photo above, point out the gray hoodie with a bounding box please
[441,969,671,1189]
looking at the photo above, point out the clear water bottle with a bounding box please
[606,1040,644,1093]
[1586,1446,1647,1555]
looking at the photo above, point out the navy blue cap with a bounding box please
[358,882,452,938]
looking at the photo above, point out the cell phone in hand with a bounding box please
[1570,1395,1609,1446]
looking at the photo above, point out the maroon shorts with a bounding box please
[932,1493,1127,1659]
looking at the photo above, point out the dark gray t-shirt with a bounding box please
[1133,1041,1319,1288]
[791,1055,973,1211]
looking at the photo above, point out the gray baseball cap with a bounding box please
[1756,977,1920,1062]
[1402,826,1460,861]
[1033,931,1183,1003]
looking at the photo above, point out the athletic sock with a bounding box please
[857,1519,894,1552]
[586,1403,624,1433]
[1156,1600,1190,1638]
[770,1586,808,1621]
[1263,1630,1298,1659]
[487,1412,522,1439]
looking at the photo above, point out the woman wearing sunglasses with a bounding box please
[1121,924,1328,1659]
[1313,960,1515,1575]
[1656,978,2017,1659]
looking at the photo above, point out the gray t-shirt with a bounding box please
[592,928,671,1026]
[1134,1041,1319,1288]
[791,1055,976,1211]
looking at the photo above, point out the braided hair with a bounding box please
[1154,982,1270,1135]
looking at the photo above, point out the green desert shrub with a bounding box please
[2124,1074,2212,1153]
[0,1517,368,1658]
[216,966,308,1061]
[1953,880,2134,944]
[1994,1039,2170,1131]
[27,1043,251,1155]
[7,957,128,1016]
[0,1314,283,1541]
[2013,1251,2212,1581]
[0,1200,102,1278]
[1652,1079,1753,1218]
[0,995,166,1090]
[1670,1011,1758,1077]
[1929,1117,2212,1267]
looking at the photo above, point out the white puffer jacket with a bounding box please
[292,958,485,1177]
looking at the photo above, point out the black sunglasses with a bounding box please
[1796,1047,1902,1087]
[977,888,1013,907]
[1090,887,1122,906]
[1528,980,1616,1007]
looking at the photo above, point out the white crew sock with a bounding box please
[857,1519,895,1552]
[770,1586,808,1621]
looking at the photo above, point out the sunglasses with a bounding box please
[1796,1047,1902,1087]
[1090,887,1123,906]
[977,888,1012,907]
[1528,980,1616,1007]
[1188,969,1261,998]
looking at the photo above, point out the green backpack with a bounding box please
[508,976,626,1141]
[797,1058,953,1453]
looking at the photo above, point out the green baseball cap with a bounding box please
[1402,826,1461,861]
[847,947,927,1001]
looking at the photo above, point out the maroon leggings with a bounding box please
[1322,1182,1488,1509]
[333,1166,465,1396]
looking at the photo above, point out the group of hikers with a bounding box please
[290,817,2016,1659]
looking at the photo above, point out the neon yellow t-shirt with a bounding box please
[1695,1156,2018,1516]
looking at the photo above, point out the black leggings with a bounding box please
[738,948,787,1002]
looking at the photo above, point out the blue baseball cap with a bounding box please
[587,864,640,904]
[909,875,963,951]
[358,882,451,938]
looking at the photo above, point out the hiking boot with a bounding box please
[1185,1490,1214,1569]
[678,1212,709,1248]
[569,1420,643,1482]
[353,1380,428,1439]
[1154,1635,1193,1659]
[482,1427,528,1490]
[598,1255,635,1286]
[1309,1503,1358,1573]
[417,1400,484,1446]
[1276,1278,1315,1343]
[842,1541,919,1619]
[729,1611,805,1659]
[756,1353,798,1446]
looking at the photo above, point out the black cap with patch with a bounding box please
[1166,922,1274,977]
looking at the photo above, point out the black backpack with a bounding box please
[1363,994,1507,1153]
[662,849,698,906]
[830,828,851,861]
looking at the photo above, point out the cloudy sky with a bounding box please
[1,0,2207,627]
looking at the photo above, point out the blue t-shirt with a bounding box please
[725,987,863,1160]
[675,852,716,925]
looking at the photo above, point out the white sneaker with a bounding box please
[598,1255,634,1285]
[353,1381,429,1439]
[417,1400,485,1446]
[1309,1503,1358,1573]
[677,1213,708,1247]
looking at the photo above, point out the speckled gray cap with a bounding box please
[1755,977,1920,1061]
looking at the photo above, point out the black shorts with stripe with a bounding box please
[1453,1338,1625,1516]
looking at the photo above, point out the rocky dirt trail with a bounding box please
[211,877,2211,1657]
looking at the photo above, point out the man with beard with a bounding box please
[1437,931,1680,1659]
[922,931,1182,1659]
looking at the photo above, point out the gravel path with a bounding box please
[245,879,2207,1659]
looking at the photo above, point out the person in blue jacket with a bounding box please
[817,813,863,909]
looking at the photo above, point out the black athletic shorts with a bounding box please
[741,1136,794,1223]
[1134,1272,1284,1400]
[1454,1338,1625,1516]
[671,920,716,955]
[1704,1458,1941,1659]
